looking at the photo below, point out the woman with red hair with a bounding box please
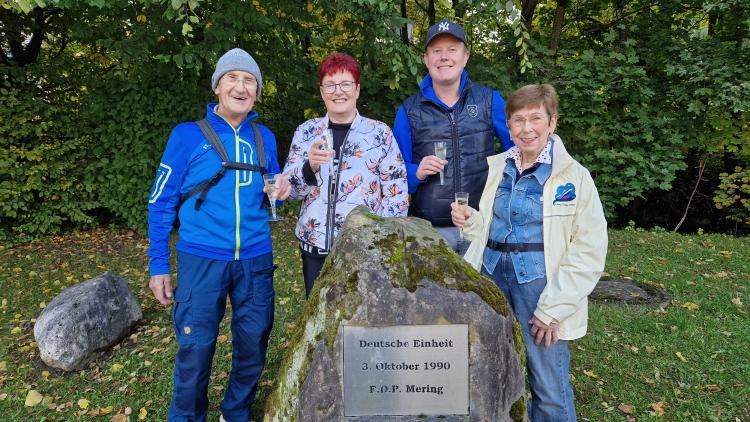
[283,52,408,297]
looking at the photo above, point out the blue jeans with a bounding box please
[169,252,276,422]
[487,253,576,422]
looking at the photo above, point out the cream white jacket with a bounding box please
[462,135,608,340]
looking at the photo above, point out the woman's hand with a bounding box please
[307,140,335,172]
[529,316,559,349]
[450,201,473,228]
[273,174,291,200]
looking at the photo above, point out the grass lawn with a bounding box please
[0,214,747,421]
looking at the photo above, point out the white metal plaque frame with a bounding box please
[342,324,469,416]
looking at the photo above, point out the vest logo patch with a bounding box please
[553,183,576,205]
[467,104,478,118]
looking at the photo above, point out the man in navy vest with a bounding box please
[393,19,513,252]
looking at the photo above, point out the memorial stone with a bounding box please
[265,207,526,421]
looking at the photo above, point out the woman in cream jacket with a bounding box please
[452,84,607,421]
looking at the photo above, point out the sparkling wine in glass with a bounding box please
[434,141,447,185]
[263,173,282,221]
[323,129,334,169]
[455,191,469,240]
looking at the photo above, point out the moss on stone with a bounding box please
[510,396,527,421]
[364,211,385,222]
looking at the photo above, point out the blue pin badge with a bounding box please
[553,183,576,205]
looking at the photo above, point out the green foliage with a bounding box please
[0,66,98,242]
[714,167,750,225]
[1,0,748,236]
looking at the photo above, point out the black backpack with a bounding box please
[179,119,269,211]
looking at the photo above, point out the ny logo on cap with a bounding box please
[439,22,450,31]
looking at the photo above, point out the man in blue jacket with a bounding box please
[147,48,290,422]
[393,19,513,252]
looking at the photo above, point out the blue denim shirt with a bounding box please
[482,158,551,283]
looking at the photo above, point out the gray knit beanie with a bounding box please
[211,48,263,96]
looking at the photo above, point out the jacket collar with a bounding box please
[488,134,573,179]
[319,110,362,132]
[205,102,259,130]
[418,70,471,109]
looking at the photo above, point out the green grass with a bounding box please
[0,220,747,421]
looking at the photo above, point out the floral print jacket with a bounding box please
[283,112,409,251]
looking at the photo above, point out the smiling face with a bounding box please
[214,70,257,127]
[508,104,558,163]
[320,71,360,124]
[423,34,469,87]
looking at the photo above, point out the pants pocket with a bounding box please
[250,258,277,306]
[172,287,195,346]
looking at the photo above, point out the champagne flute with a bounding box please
[323,129,334,169]
[434,141,447,185]
[455,191,469,240]
[263,173,282,221]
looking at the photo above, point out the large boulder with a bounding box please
[34,271,142,371]
[265,207,526,421]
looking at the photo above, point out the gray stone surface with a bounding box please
[34,271,142,371]
[590,277,672,308]
[265,207,526,422]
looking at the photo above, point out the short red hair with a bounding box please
[319,52,361,85]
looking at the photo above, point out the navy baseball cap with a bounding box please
[424,19,467,49]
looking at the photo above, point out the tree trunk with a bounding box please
[549,0,568,54]
[400,0,410,44]
[708,12,717,37]
[521,0,540,32]
[7,7,46,66]
[427,0,436,26]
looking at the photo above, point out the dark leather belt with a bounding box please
[486,240,544,252]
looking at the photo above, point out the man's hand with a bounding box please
[416,155,447,181]
[149,274,173,306]
[307,140,335,173]
[273,173,291,200]
[529,316,559,349]
[450,201,473,228]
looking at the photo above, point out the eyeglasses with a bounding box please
[223,74,257,90]
[321,81,356,94]
[509,114,549,127]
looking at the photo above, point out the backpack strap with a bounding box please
[180,119,269,211]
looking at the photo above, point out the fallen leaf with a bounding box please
[675,352,688,362]
[25,390,43,407]
[111,363,124,372]
[124,406,133,415]
[650,401,667,416]
[100,406,113,415]
[719,250,732,258]
[732,297,743,307]
[78,398,90,409]
[11,327,22,335]
[681,302,699,311]
[139,407,148,420]
[42,370,50,379]
[39,301,46,309]
[0,361,6,371]
[618,403,634,414]
[217,335,228,343]
[699,384,721,391]
[583,370,598,379]
[0,393,7,400]
[645,345,655,353]
[111,414,128,422]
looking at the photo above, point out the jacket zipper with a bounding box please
[324,126,353,251]
[447,110,459,196]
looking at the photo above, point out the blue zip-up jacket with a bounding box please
[393,70,513,194]
[148,104,281,276]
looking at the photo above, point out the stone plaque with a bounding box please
[343,324,469,416]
